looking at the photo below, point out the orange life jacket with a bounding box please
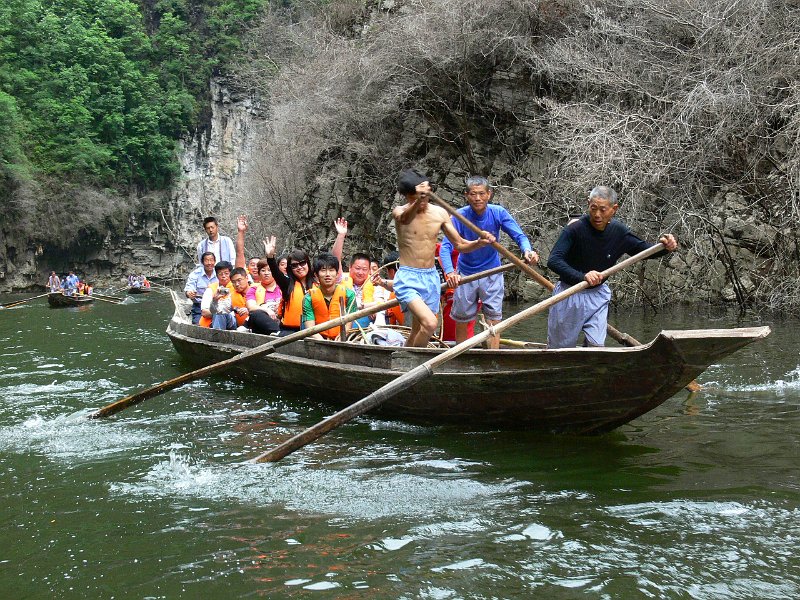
[279,281,305,329]
[387,291,404,325]
[198,282,246,327]
[308,285,348,339]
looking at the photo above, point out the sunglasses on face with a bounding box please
[290,261,308,270]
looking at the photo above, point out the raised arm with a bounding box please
[235,215,248,269]
[331,218,348,278]
[264,236,290,297]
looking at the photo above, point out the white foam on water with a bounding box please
[521,523,555,541]
[0,411,155,460]
[411,519,488,537]
[607,500,753,525]
[367,419,441,434]
[705,365,800,393]
[552,577,593,589]
[431,558,487,573]
[110,455,515,521]
[417,587,458,600]
[2,377,127,406]
[381,536,415,551]
[302,581,340,590]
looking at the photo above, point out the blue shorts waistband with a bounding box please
[398,265,438,274]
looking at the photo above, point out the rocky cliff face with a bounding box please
[0,78,262,292]
[170,78,264,263]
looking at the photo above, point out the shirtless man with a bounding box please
[392,169,495,347]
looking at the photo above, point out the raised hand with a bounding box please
[334,217,348,236]
[237,215,248,232]
[263,236,277,258]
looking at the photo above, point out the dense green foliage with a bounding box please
[0,0,266,190]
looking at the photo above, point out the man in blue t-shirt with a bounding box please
[546,185,678,349]
[440,176,538,349]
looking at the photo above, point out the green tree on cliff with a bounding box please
[0,0,267,191]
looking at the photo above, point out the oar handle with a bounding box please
[251,243,666,463]
[90,263,516,419]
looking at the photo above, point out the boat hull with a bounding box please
[127,287,151,294]
[48,292,95,308]
[165,295,769,433]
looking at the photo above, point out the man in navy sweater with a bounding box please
[546,186,678,348]
[440,176,538,349]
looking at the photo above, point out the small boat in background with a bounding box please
[48,292,94,308]
[127,287,152,295]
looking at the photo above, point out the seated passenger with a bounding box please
[276,254,288,276]
[245,259,282,335]
[262,220,345,336]
[341,252,376,329]
[302,253,357,340]
[199,261,238,329]
[246,257,260,284]
[228,267,251,329]
[264,240,315,336]
[372,252,405,326]
[184,252,218,324]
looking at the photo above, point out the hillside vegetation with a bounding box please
[0,0,266,247]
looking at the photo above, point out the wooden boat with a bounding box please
[165,293,770,433]
[48,292,95,308]
[127,286,152,294]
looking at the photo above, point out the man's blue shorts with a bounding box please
[393,265,441,314]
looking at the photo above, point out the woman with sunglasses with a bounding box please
[263,219,347,336]
[264,239,313,336]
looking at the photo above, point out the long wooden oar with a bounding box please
[429,192,700,393]
[89,263,515,419]
[0,292,51,309]
[89,295,125,305]
[92,292,125,302]
[250,243,666,463]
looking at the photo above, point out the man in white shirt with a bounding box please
[196,217,236,265]
[184,252,218,324]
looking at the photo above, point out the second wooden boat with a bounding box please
[48,292,95,308]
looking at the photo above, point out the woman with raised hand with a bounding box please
[263,236,315,337]
[245,259,283,335]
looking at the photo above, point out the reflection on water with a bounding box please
[0,293,797,598]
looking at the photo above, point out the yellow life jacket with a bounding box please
[255,282,280,305]
[341,275,374,306]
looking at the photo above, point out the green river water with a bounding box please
[0,291,797,599]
